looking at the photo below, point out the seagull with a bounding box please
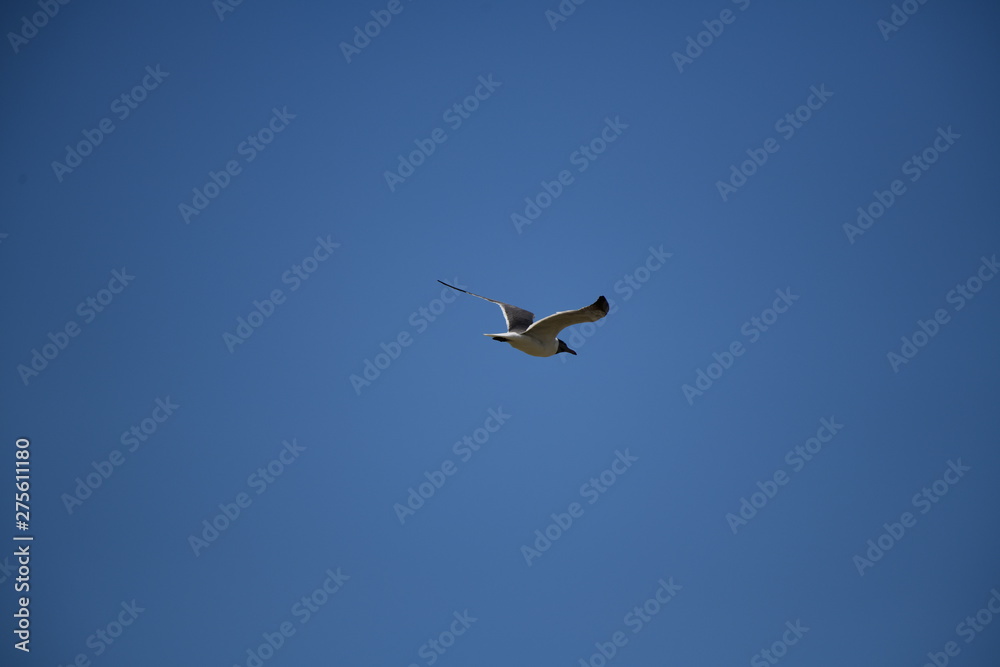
[438,280,609,357]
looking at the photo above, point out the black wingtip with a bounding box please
[594,295,609,314]
[437,279,464,293]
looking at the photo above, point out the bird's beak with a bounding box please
[557,339,576,355]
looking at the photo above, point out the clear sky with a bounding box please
[2,1,999,665]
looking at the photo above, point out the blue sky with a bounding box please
[2,0,999,665]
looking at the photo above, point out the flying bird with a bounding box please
[438,280,609,357]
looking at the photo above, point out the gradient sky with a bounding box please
[2,1,999,665]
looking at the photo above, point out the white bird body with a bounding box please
[483,331,554,357]
[438,280,609,357]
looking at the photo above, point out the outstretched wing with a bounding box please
[437,280,535,333]
[524,296,609,338]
